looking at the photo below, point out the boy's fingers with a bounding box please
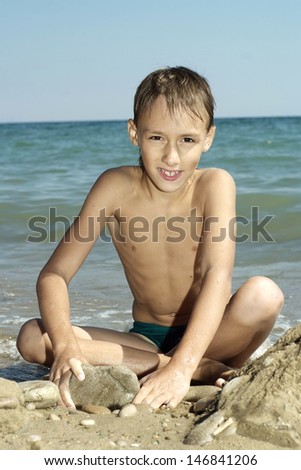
[132,381,154,404]
[133,382,170,409]
[134,388,176,410]
[61,389,76,409]
[58,370,76,409]
[69,358,85,381]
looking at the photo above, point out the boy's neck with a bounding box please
[141,167,197,203]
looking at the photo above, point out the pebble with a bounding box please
[108,440,117,447]
[118,403,138,418]
[115,439,127,447]
[49,413,61,421]
[31,443,41,450]
[184,385,220,403]
[80,419,95,427]
[27,435,42,443]
[263,357,274,367]
[29,437,42,450]
[193,395,216,413]
[26,403,36,411]
[81,404,111,415]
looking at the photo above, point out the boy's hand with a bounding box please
[132,363,191,409]
[49,352,86,409]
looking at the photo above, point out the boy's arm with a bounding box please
[133,169,236,409]
[37,170,115,408]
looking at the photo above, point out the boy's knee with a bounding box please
[16,318,41,361]
[248,275,284,317]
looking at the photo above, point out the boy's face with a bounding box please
[128,96,215,194]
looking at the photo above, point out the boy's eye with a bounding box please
[182,137,195,143]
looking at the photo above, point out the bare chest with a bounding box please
[108,205,204,247]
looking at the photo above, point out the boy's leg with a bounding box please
[192,276,284,382]
[17,319,164,377]
[17,276,284,384]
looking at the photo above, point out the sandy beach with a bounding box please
[0,401,288,452]
[1,324,301,452]
[0,383,289,451]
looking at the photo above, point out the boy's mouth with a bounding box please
[158,168,182,180]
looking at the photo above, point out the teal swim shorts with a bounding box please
[129,321,186,353]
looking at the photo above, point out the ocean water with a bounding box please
[1,117,300,380]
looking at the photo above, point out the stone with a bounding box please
[184,410,225,446]
[184,385,220,403]
[118,403,138,418]
[193,393,218,413]
[19,380,60,409]
[185,324,301,449]
[49,413,61,421]
[0,378,23,406]
[80,419,95,427]
[81,404,111,415]
[69,364,139,410]
[27,434,42,450]
[27,434,42,443]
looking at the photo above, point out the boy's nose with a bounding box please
[162,143,180,167]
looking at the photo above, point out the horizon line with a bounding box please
[0,114,300,126]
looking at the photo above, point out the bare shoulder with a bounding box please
[197,167,236,190]
[88,166,141,199]
[194,168,236,216]
[194,167,236,199]
[95,165,140,188]
[78,166,141,216]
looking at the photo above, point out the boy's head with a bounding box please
[133,66,215,132]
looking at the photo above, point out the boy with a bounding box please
[17,66,284,410]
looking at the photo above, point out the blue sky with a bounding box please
[1,0,300,123]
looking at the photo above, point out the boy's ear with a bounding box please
[203,125,216,152]
[128,119,139,146]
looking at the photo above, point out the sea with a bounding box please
[1,117,300,381]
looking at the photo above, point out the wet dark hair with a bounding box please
[133,66,215,131]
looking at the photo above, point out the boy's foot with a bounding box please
[158,353,236,387]
[215,371,235,388]
[193,357,236,387]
